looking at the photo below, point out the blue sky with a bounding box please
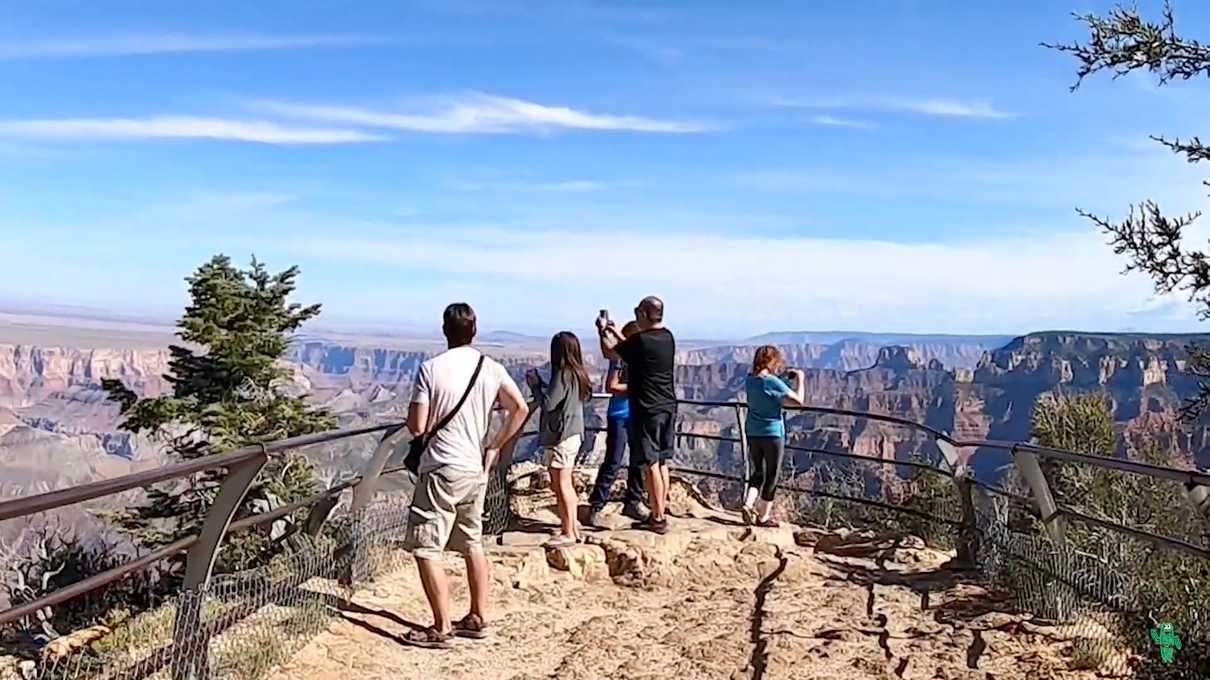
[3,1,1210,338]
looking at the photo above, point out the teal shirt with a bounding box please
[745,374,792,438]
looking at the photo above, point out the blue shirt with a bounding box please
[745,374,791,438]
[606,360,629,420]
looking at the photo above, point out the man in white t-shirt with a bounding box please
[401,303,528,648]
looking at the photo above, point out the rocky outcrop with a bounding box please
[0,345,170,409]
[6,330,1210,508]
[678,336,1003,371]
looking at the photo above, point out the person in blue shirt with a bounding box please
[586,321,648,527]
[743,345,806,527]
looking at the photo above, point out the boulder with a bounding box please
[42,625,111,661]
[545,544,608,582]
[510,549,551,590]
[0,656,31,680]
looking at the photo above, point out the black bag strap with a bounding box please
[423,354,486,444]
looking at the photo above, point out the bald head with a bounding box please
[636,295,665,327]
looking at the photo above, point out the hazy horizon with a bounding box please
[4,3,1210,338]
[7,300,1208,348]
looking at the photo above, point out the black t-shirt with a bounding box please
[616,327,676,416]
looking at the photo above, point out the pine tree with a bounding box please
[1047,1,1210,420]
[102,255,335,581]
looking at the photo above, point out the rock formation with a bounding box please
[4,331,1209,509]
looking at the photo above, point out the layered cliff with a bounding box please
[678,336,1005,371]
[964,334,1209,438]
[0,344,171,409]
[5,330,1210,503]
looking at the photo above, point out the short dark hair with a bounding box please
[443,303,477,346]
[638,296,664,323]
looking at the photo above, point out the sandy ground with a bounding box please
[268,484,1115,680]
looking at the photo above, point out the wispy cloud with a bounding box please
[256,93,716,134]
[0,116,388,145]
[777,95,1014,120]
[244,223,1187,334]
[808,115,873,129]
[0,33,374,59]
[453,179,613,193]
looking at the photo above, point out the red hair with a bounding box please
[751,345,784,375]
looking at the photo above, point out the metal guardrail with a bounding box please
[1,392,1208,676]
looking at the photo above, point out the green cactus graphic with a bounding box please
[1150,622,1182,664]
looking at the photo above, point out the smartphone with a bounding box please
[599,309,609,323]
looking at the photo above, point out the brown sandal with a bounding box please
[756,518,779,528]
[402,626,453,649]
[453,613,489,640]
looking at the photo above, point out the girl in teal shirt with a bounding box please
[743,345,806,526]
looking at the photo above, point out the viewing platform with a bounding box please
[2,397,1206,680]
[267,472,1113,680]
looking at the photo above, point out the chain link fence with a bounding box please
[778,433,1209,678]
[27,497,412,680]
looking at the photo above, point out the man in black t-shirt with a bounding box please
[597,295,676,534]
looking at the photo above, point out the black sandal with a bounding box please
[402,626,453,649]
[453,613,490,640]
[632,516,670,535]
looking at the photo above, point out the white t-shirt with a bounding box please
[411,345,516,475]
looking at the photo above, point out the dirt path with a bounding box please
[268,488,1114,680]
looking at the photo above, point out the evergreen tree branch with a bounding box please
[1044,1,1210,89]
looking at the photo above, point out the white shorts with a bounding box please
[542,434,583,469]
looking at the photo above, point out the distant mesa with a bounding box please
[873,346,927,371]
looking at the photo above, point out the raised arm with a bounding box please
[597,317,624,360]
[486,376,529,471]
[540,369,570,409]
[781,369,807,407]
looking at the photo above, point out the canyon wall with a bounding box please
[4,331,1209,504]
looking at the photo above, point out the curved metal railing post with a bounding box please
[336,427,410,587]
[171,452,268,680]
[350,426,410,514]
[1187,482,1210,520]
[1011,445,1066,546]
[937,438,978,565]
[734,403,749,487]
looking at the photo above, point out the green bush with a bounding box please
[1030,390,1210,676]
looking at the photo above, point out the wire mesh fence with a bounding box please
[27,498,413,680]
[781,446,1209,678]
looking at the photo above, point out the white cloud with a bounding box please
[241,222,1193,335]
[256,93,716,134]
[0,34,373,59]
[453,179,612,193]
[777,95,1014,120]
[0,116,388,145]
[808,115,872,129]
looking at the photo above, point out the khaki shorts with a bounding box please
[403,468,487,561]
[541,434,583,469]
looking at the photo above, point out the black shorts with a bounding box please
[628,409,676,466]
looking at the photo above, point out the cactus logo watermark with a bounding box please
[1149,622,1182,664]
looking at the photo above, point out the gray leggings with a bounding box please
[746,436,785,502]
